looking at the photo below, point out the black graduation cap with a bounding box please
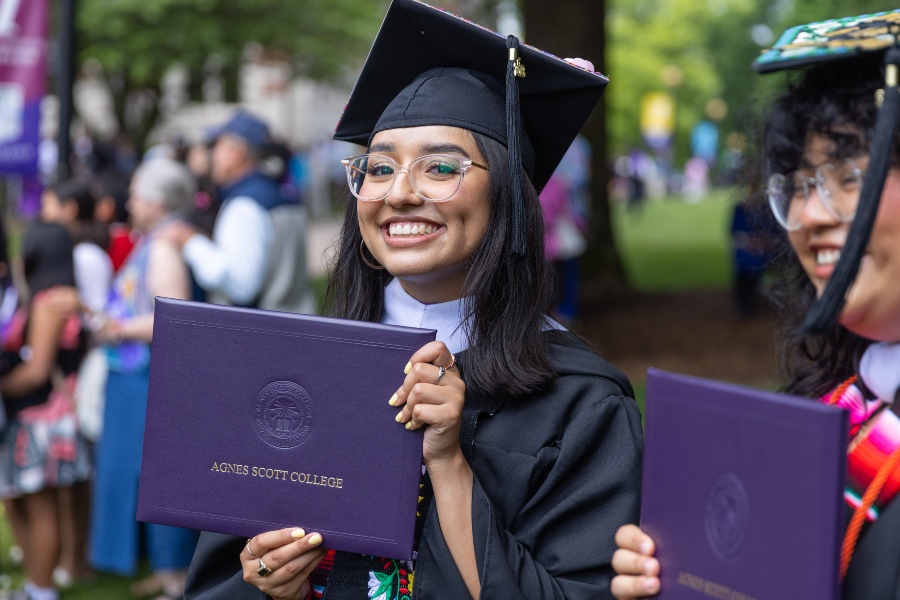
[753,10,900,333]
[334,0,608,256]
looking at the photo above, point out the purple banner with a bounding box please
[0,0,48,174]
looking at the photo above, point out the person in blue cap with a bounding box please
[165,110,313,314]
[612,9,900,599]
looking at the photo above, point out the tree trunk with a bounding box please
[522,0,629,302]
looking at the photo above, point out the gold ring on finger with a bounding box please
[442,354,456,370]
[257,557,272,577]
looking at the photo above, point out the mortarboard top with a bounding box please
[753,11,900,332]
[753,9,900,73]
[333,0,608,193]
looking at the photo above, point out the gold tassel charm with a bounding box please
[508,47,526,78]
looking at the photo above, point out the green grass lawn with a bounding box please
[613,189,737,291]
[611,189,743,411]
[0,510,150,599]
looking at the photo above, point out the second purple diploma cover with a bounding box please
[641,369,848,600]
[137,299,436,559]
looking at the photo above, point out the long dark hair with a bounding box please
[324,130,555,397]
[22,222,77,298]
[747,56,893,398]
[53,178,110,248]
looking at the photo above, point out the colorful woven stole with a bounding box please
[823,378,900,521]
[823,376,900,578]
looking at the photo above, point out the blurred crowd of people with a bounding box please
[0,110,311,600]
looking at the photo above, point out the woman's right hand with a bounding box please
[242,527,327,600]
[611,525,660,599]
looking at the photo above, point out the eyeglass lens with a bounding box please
[768,159,862,229]
[346,154,464,201]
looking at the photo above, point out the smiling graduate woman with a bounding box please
[612,10,900,600]
[183,1,642,600]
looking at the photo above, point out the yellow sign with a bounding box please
[640,91,675,140]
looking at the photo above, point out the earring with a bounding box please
[360,240,385,270]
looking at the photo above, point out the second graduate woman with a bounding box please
[612,10,900,600]
[184,1,643,599]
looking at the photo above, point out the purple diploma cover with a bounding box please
[137,299,435,559]
[641,369,848,600]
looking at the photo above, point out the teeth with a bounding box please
[388,223,437,237]
[816,249,841,266]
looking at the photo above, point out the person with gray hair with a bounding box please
[88,156,200,600]
[130,156,197,217]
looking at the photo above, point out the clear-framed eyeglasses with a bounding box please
[341,153,490,202]
[767,158,865,231]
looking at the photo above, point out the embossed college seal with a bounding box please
[704,472,750,559]
[253,381,314,449]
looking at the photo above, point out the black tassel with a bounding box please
[506,35,527,257]
[803,46,900,333]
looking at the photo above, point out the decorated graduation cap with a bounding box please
[753,10,900,333]
[334,0,608,256]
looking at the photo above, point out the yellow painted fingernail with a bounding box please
[405,421,412,430]
[395,412,404,423]
[308,533,323,546]
[404,362,411,374]
[389,393,398,406]
[291,528,306,539]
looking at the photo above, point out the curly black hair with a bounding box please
[746,55,898,398]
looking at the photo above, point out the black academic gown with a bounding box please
[843,497,900,599]
[184,330,644,599]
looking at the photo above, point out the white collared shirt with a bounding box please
[859,342,900,403]
[380,278,471,354]
[379,278,566,354]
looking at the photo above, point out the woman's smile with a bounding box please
[381,217,446,246]
[810,245,843,280]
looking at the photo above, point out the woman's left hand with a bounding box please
[391,341,465,466]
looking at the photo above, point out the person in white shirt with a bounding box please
[165,111,311,313]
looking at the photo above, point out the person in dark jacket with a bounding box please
[184,2,642,599]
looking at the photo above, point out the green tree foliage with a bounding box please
[606,0,767,163]
[606,0,899,165]
[76,0,387,147]
[780,0,899,27]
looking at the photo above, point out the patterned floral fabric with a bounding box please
[0,376,91,498]
[0,293,91,499]
[367,558,414,600]
[308,465,433,599]
[105,231,156,373]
